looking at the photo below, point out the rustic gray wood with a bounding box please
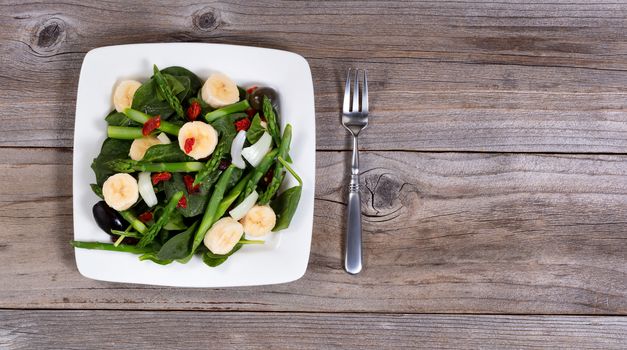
[1,1,627,151]
[1,147,625,314]
[1,311,626,350]
[2,1,627,347]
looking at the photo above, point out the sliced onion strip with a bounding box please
[229,190,259,221]
[230,130,247,169]
[157,132,171,144]
[138,172,158,207]
[241,132,272,167]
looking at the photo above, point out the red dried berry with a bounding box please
[184,137,195,154]
[142,115,161,136]
[186,101,201,121]
[234,118,251,132]
[245,108,256,118]
[183,175,200,193]
[177,195,187,209]
[261,167,274,187]
[138,211,153,223]
[246,86,258,94]
[151,172,172,185]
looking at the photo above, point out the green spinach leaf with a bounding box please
[270,186,302,231]
[246,113,265,144]
[105,111,140,127]
[164,173,217,217]
[161,66,202,95]
[156,222,198,260]
[91,138,133,186]
[202,244,242,267]
[141,143,194,163]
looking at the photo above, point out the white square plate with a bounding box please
[73,43,315,287]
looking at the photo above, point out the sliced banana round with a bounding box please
[201,72,239,108]
[204,217,244,255]
[102,173,139,211]
[129,136,161,161]
[113,80,142,113]
[178,121,218,160]
[240,205,276,237]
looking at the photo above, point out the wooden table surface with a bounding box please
[1,1,626,348]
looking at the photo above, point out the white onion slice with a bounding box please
[241,132,272,167]
[138,172,158,207]
[157,132,171,144]
[230,130,247,169]
[229,190,259,221]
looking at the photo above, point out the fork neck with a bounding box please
[351,135,359,177]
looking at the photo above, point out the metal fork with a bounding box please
[341,68,368,275]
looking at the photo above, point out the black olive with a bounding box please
[248,87,278,110]
[92,201,127,235]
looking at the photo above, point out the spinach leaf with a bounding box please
[141,143,194,163]
[161,66,202,94]
[139,252,173,265]
[153,66,185,119]
[91,138,133,186]
[202,244,242,267]
[163,210,187,230]
[270,156,302,231]
[174,76,191,103]
[156,222,198,260]
[131,78,180,120]
[90,183,103,199]
[164,173,217,217]
[270,185,302,231]
[246,113,265,144]
[105,111,140,127]
[156,74,185,101]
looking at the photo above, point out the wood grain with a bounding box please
[1,1,627,151]
[1,147,625,314]
[1,311,625,350]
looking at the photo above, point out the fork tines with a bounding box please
[343,68,368,115]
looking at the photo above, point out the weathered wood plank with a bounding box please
[1,1,627,151]
[0,147,625,313]
[1,311,625,350]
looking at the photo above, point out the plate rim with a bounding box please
[72,42,315,287]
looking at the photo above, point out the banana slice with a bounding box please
[177,121,218,160]
[113,80,142,113]
[240,205,276,237]
[201,73,240,108]
[102,173,139,211]
[129,136,161,161]
[204,217,244,255]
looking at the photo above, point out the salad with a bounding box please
[72,64,302,267]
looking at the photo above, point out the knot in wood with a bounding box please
[362,169,407,218]
[35,18,65,49]
[194,8,220,31]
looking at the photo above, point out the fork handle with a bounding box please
[345,136,362,274]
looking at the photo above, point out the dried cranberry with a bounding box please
[177,195,187,209]
[234,118,251,132]
[184,137,195,154]
[151,172,172,185]
[183,175,200,193]
[186,101,201,121]
[245,108,256,118]
[142,115,161,136]
[138,211,153,223]
[261,168,274,187]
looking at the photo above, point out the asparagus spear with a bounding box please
[123,108,181,136]
[106,159,203,173]
[204,100,250,122]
